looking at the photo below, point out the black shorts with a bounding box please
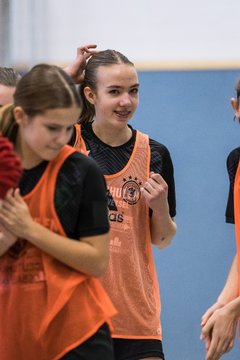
[113,338,165,360]
[61,323,114,360]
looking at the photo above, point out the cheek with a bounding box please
[23,126,47,147]
[134,95,139,105]
[95,102,109,114]
[132,98,139,111]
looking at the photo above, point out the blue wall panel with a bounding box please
[130,69,240,359]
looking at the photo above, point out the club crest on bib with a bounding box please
[122,176,142,205]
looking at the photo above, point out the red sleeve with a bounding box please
[0,135,23,199]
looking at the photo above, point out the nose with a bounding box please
[119,93,131,107]
[55,129,70,146]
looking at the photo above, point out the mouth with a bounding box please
[114,110,131,117]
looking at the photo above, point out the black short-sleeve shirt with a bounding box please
[225,147,240,223]
[19,151,109,238]
[69,123,176,218]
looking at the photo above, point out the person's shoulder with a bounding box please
[226,147,240,180]
[58,151,104,192]
[226,147,240,166]
[68,123,92,146]
[148,137,171,157]
[227,147,240,160]
[68,150,99,168]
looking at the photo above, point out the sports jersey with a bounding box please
[0,145,116,360]
[225,147,240,223]
[19,149,110,238]
[72,124,176,340]
[69,123,176,218]
[234,160,240,293]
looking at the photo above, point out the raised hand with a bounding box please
[141,172,169,214]
[64,44,98,83]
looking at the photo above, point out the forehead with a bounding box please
[96,64,138,87]
[0,84,15,106]
[34,107,80,126]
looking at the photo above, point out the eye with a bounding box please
[66,125,73,132]
[130,87,139,94]
[109,89,120,95]
[46,126,60,132]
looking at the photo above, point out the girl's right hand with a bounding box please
[201,302,225,328]
[64,44,98,84]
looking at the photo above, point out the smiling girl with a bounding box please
[69,49,177,360]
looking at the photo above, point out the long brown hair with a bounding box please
[79,50,134,125]
[0,64,81,142]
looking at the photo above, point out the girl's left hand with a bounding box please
[141,172,169,214]
[0,188,33,239]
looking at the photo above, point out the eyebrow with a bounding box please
[107,84,139,89]
[45,123,74,128]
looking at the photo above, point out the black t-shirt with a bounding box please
[69,123,176,218]
[225,147,240,223]
[19,151,109,238]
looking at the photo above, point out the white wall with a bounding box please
[6,0,240,69]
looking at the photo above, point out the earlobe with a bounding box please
[230,98,240,118]
[13,106,28,125]
[84,87,96,105]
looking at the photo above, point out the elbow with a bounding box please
[154,221,177,249]
[154,236,172,250]
[94,264,107,278]
[91,254,109,277]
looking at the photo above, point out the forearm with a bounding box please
[224,296,240,319]
[150,211,176,249]
[217,255,239,304]
[24,220,109,277]
[0,237,14,256]
[0,229,17,257]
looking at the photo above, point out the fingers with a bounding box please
[201,318,213,341]
[201,309,213,327]
[4,188,22,204]
[77,44,97,56]
[11,188,23,203]
[78,44,97,51]
[0,188,24,217]
[205,334,211,351]
[202,310,236,360]
[0,189,15,211]
[206,336,232,360]
[149,171,167,185]
[201,302,224,328]
[142,178,157,193]
[144,172,167,188]
[227,339,234,352]
[142,174,168,196]
[141,172,169,213]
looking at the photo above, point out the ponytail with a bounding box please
[78,85,95,124]
[0,104,18,143]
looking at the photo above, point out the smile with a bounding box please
[114,110,131,116]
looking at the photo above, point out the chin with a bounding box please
[44,151,60,161]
